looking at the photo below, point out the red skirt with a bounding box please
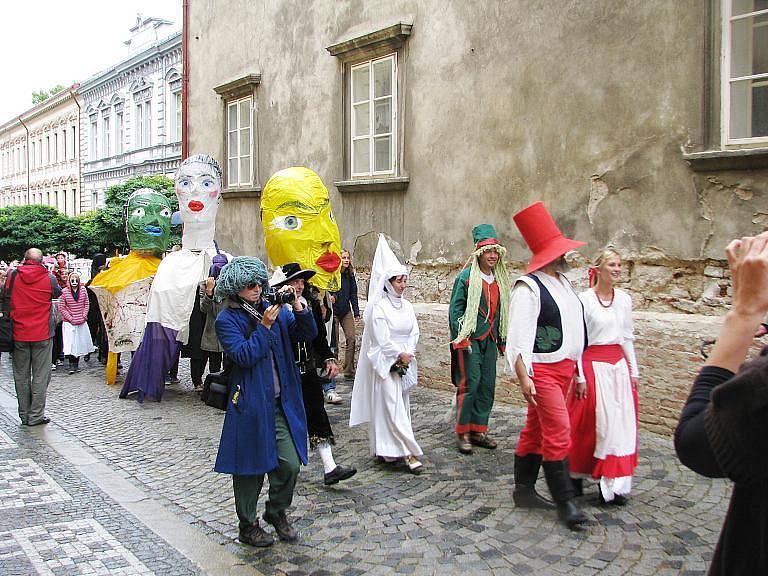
[568,344,638,486]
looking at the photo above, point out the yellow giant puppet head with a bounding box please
[261,167,342,291]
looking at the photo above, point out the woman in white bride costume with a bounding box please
[121,154,228,402]
[349,234,423,474]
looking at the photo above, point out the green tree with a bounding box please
[91,175,180,253]
[31,84,67,105]
[0,205,95,261]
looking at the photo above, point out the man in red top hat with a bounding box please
[506,201,588,529]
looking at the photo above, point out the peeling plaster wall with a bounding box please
[188,1,768,296]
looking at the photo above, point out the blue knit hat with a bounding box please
[214,256,269,299]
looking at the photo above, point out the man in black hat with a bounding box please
[271,263,357,486]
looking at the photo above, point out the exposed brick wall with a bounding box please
[354,257,733,316]
[353,303,764,436]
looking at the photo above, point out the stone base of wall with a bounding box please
[354,254,732,315]
[350,304,762,436]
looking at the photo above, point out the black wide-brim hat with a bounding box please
[270,262,316,288]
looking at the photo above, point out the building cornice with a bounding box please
[326,23,413,62]
[78,31,182,96]
[0,84,80,134]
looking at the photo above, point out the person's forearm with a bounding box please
[514,355,530,384]
[706,310,763,372]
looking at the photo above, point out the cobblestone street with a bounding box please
[0,354,729,575]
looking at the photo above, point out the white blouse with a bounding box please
[579,288,639,378]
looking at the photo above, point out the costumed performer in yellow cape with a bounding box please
[121,154,228,402]
[89,188,172,385]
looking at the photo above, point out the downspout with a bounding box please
[182,0,190,160]
[18,116,30,205]
[69,86,81,214]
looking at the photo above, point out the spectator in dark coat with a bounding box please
[675,231,768,576]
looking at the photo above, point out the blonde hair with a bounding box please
[590,248,621,287]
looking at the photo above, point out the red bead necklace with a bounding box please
[595,287,615,308]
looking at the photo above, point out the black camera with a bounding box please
[264,287,295,306]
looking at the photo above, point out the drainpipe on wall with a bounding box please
[69,86,82,214]
[182,0,190,160]
[18,116,30,205]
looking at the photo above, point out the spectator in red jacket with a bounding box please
[59,272,95,374]
[9,248,61,426]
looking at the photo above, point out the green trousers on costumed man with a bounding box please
[449,224,510,438]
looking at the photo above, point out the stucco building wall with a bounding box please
[187,1,768,311]
[0,89,82,215]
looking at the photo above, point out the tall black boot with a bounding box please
[542,458,587,529]
[513,453,554,509]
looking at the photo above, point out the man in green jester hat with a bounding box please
[449,224,511,455]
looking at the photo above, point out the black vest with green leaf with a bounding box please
[528,274,587,353]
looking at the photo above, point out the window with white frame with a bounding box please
[102,114,111,158]
[115,105,123,155]
[62,129,67,161]
[70,125,76,160]
[724,0,768,143]
[30,142,35,170]
[53,133,58,163]
[89,116,98,160]
[226,96,253,187]
[174,91,182,142]
[350,54,397,176]
[134,86,153,149]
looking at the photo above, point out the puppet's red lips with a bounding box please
[188,201,204,212]
[316,252,341,272]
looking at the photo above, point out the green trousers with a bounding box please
[233,402,300,531]
[455,338,497,435]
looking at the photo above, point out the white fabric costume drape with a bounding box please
[350,234,422,458]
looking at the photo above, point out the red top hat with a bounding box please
[513,202,586,273]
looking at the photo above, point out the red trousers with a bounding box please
[515,359,576,461]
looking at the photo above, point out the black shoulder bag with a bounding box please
[0,271,18,353]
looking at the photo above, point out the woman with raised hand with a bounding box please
[675,231,768,576]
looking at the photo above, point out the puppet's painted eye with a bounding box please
[159,208,172,218]
[131,208,145,217]
[272,215,302,231]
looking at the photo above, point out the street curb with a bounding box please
[0,386,263,576]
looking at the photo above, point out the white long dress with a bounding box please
[350,295,422,458]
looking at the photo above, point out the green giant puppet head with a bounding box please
[124,188,173,255]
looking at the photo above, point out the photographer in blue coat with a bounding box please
[212,256,316,547]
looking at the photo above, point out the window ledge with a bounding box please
[213,74,262,100]
[682,148,768,172]
[222,186,261,199]
[334,176,409,193]
[326,23,412,62]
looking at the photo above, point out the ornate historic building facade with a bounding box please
[0,86,82,215]
[78,17,182,210]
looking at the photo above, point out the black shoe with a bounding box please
[542,458,588,530]
[598,491,629,506]
[263,510,298,542]
[513,453,555,509]
[556,500,588,528]
[324,464,357,485]
[84,354,91,362]
[28,417,51,426]
[68,369,76,375]
[238,521,274,547]
[513,487,555,509]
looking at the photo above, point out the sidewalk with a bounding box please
[0,355,728,575]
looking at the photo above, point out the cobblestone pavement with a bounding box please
[0,354,729,575]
